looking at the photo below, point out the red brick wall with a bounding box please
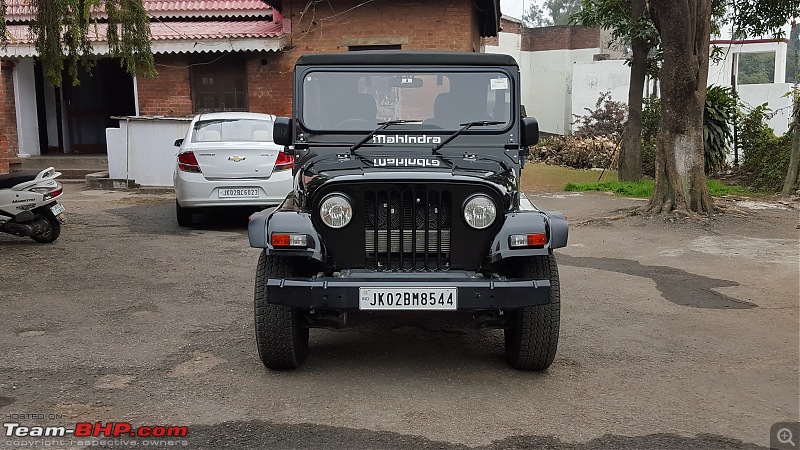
[137,0,484,118]
[137,54,192,116]
[483,17,523,46]
[249,0,482,116]
[247,54,293,117]
[521,25,600,52]
[0,63,17,174]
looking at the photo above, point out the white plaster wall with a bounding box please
[106,118,191,186]
[708,41,788,86]
[572,60,631,132]
[106,121,128,180]
[486,34,601,134]
[737,83,794,135]
[13,58,41,156]
[519,48,599,134]
[488,31,792,138]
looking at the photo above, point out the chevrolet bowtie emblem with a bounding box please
[228,156,246,162]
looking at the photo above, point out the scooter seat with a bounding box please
[0,171,40,189]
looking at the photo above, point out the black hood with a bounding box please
[295,147,519,209]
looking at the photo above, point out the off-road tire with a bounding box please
[254,252,309,370]
[175,201,194,227]
[504,254,560,371]
[30,210,61,243]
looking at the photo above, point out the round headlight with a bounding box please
[463,195,496,229]
[320,194,353,228]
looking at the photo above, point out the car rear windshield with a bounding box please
[191,119,274,143]
[300,70,512,131]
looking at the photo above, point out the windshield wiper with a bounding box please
[432,121,504,154]
[350,120,422,154]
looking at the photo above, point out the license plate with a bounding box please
[218,188,259,198]
[359,287,457,311]
[50,203,65,216]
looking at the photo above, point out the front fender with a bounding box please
[248,207,324,261]
[488,210,569,263]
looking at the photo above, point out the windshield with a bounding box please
[300,70,512,131]
[191,119,274,143]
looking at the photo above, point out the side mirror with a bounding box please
[174,138,184,147]
[273,117,293,147]
[520,117,539,147]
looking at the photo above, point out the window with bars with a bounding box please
[190,55,248,112]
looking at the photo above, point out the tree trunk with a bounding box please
[618,0,648,182]
[782,98,800,196]
[647,0,716,215]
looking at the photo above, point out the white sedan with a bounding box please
[173,112,293,226]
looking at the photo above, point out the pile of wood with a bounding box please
[529,136,618,169]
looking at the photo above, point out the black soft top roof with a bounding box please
[296,51,518,67]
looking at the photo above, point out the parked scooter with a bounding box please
[0,167,65,243]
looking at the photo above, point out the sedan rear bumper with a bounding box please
[175,170,292,208]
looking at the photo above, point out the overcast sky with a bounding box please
[500,0,527,20]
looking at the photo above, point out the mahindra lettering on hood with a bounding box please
[248,51,569,372]
[370,134,443,144]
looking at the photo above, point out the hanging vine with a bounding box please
[1,0,155,86]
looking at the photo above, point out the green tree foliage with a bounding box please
[574,0,660,60]
[786,25,799,84]
[738,52,776,84]
[0,0,155,86]
[724,0,798,40]
[739,104,793,191]
[523,0,583,27]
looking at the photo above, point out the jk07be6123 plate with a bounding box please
[359,287,457,311]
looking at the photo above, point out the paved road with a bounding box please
[0,184,797,449]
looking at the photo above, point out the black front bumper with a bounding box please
[266,270,551,310]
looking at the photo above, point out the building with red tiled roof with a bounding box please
[0,0,499,172]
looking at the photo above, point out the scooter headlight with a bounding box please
[463,194,496,229]
[319,194,353,228]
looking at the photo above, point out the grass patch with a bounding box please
[565,178,755,198]
[565,180,653,198]
[520,163,617,192]
[705,179,752,196]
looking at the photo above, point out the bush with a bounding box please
[641,97,660,177]
[739,104,792,192]
[704,86,737,174]
[637,87,737,177]
[573,92,627,138]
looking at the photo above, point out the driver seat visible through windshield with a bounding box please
[339,93,378,129]
[424,92,464,129]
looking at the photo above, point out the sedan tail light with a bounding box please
[178,151,201,173]
[274,151,294,171]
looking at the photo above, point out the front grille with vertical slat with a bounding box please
[365,189,451,271]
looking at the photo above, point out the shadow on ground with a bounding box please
[558,255,755,309]
[106,421,764,449]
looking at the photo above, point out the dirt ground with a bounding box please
[0,181,798,450]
